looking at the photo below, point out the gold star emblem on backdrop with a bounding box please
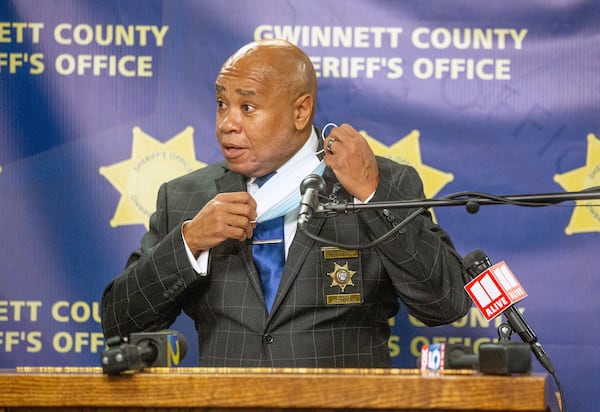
[554,133,600,235]
[360,129,454,221]
[100,126,206,228]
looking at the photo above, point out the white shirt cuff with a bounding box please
[182,221,209,276]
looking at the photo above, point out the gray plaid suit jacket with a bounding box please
[101,155,471,367]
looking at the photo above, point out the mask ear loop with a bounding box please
[315,122,338,155]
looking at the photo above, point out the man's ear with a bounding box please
[294,93,314,131]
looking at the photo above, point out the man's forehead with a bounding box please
[215,65,276,96]
[215,75,265,97]
[215,84,257,96]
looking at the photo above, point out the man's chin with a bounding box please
[225,162,259,178]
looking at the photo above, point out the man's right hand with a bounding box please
[182,192,257,257]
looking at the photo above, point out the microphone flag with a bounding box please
[419,342,446,371]
[464,261,528,321]
[167,332,183,366]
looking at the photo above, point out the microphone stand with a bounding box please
[318,188,600,216]
[299,188,600,250]
[299,186,589,412]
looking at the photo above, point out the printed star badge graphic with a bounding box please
[554,133,600,235]
[100,126,206,228]
[360,129,454,220]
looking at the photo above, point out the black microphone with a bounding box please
[101,330,187,375]
[445,344,480,369]
[418,343,479,370]
[463,250,555,374]
[298,174,326,230]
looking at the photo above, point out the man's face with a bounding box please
[215,57,305,178]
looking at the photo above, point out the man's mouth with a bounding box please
[222,143,245,158]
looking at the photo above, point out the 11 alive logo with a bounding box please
[464,261,528,321]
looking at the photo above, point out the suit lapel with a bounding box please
[269,168,345,316]
[215,169,246,193]
[214,171,267,308]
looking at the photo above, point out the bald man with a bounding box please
[101,39,471,368]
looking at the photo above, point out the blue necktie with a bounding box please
[252,173,285,312]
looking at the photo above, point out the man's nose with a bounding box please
[218,109,242,133]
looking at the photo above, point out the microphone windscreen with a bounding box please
[463,249,491,278]
[463,249,487,269]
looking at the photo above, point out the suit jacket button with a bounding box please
[263,334,274,344]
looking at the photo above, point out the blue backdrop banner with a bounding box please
[1,1,599,411]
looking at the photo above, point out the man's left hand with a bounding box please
[323,123,379,202]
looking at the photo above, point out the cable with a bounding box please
[302,203,427,249]
[551,371,566,412]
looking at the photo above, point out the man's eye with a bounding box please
[216,100,226,109]
[242,104,255,113]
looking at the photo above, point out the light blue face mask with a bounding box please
[254,124,337,223]
[255,160,326,223]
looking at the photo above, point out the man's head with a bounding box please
[215,39,317,178]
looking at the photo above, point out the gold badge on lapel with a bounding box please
[327,261,356,292]
[321,246,362,305]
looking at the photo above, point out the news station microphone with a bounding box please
[297,174,326,230]
[420,343,479,371]
[463,250,555,375]
[101,330,187,375]
[419,341,531,375]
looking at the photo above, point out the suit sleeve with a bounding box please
[358,159,472,326]
[101,182,202,339]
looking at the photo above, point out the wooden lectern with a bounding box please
[0,367,560,411]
